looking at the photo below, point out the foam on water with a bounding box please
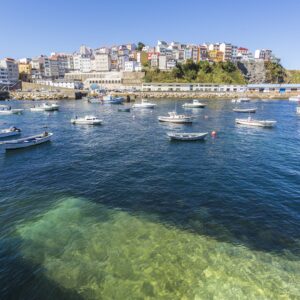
[17,197,300,300]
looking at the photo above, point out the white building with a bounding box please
[91,53,111,71]
[73,54,92,73]
[219,43,233,61]
[0,58,19,82]
[124,61,141,72]
[159,55,167,70]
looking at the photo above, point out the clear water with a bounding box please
[0,99,300,299]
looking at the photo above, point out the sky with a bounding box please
[1,0,300,69]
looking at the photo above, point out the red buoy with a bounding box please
[211,131,217,137]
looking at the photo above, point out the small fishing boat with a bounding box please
[167,132,208,141]
[158,111,193,124]
[182,99,206,108]
[118,107,131,112]
[88,98,103,104]
[30,103,57,112]
[233,107,257,113]
[0,105,24,115]
[0,127,21,139]
[132,99,156,109]
[50,103,59,110]
[1,132,52,150]
[289,95,300,102]
[236,117,276,128]
[70,115,102,125]
[232,98,251,103]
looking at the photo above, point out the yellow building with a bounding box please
[18,63,32,81]
[208,50,224,63]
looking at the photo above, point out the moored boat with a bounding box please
[232,98,251,103]
[233,107,257,113]
[0,127,21,139]
[118,107,131,112]
[132,99,156,109]
[88,98,103,104]
[289,95,300,101]
[1,132,53,150]
[158,111,193,124]
[30,103,58,112]
[236,117,276,128]
[167,132,208,141]
[0,105,24,115]
[70,115,102,125]
[182,99,206,108]
[102,95,125,104]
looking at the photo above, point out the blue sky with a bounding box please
[1,0,299,69]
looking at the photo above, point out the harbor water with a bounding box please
[0,99,300,299]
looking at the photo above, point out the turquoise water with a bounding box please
[0,99,300,299]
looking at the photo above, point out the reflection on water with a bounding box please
[17,198,300,300]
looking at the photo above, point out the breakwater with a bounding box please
[117,91,293,100]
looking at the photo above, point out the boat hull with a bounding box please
[158,117,193,124]
[0,131,21,139]
[167,132,208,141]
[233,108,257,113]
[3,133,52,150]
[235,119,276,128]
[71,119,102,125]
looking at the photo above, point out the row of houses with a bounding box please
[0,41,281,86]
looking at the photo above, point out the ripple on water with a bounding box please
[16,197,300,300]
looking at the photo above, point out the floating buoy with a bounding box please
[211,131,217,137]
[204,115,209,119]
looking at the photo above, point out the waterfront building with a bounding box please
[219,43,234,62]
[124,61,141,72]
[198,45,208,61]
[208,50,224,62]
[159,55,167,70]
[91,53,111,72]
[18,62,32,81]
[117,55,129,71]
[73,54,92,73]
[0,58,19,83]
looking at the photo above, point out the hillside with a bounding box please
[144,60,299,85]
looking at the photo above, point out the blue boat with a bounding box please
[102,95,125,105]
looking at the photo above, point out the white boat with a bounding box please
[296,107,300,114]
[0,105,24,115]
[233,107,257,113]
[70,115,102,125]
[1,132,52,150]
[182,100,206,108]
[50,103,59,110]
[232,98,251,103]
[167,132,208,141]
[0,127,21,138]
[30,103,57,112]
[289,95,300,101]
[133,99,156,109]
[88,98,102,104]
[158,111,193,124]
[236,117,276,128]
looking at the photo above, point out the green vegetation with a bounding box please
[144,60,246,84]
[264,61,286,83]
[286,70,300,83]
[137,42,145,51]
